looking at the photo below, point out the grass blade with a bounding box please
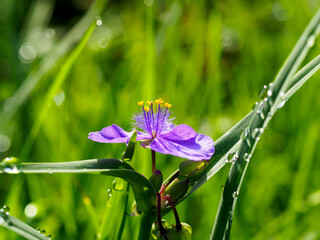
[0,0,108,132]
[211,7,320,240]
[281,55,320,103]
[0,208,51,239]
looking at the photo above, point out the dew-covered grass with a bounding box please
[1,0,320,239]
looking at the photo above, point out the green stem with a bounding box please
[137,210,156,240]
[151,150,156,173]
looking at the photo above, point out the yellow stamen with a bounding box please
[138,101,144,106]
[147,101,152,106]
[144,106,150,112]
[165,102,172,108]
[155,98,164,105]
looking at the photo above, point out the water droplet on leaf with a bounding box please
[307,35,316,48]
[251,128,264,141]
[240,128,250,140]
[277,99,287,109]
[243,153,252,162]
[3,165,20,174]
[232,191,239,199]
[112,179,124,191]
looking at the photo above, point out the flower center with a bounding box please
[133,98,175,138]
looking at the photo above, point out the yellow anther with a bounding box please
[144,106,150,112]
[165,102,172,108]
[155,98,164,105]
[147,101,152,106]
[138,101,144,106]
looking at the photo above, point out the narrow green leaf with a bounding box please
[211,7,320,240]
[0,159,156,212]
[0,209,51,240]
[281,55,320,103]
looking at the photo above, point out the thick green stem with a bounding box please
[137,210,156,240]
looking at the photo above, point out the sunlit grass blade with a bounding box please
[96,178,129,240]
[97,133,136,239]
[0,0,108,132]
[0,159,156,212]
[211,7,320,240]
[20,21,97,161]
[0,208,51,240]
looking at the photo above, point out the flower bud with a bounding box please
[176,223,192,240]
[151,219,171,239]
[179,160,208,178]
[161,229,181,240]
[149,170,163,192]
[167,180,189,202]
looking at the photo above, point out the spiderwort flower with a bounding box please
[88,99,214,161]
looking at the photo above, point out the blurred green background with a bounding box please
[1,0,320,239]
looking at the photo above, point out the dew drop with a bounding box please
[46,234,52,239]
[232,191,239,199]
[277,99,287,109]
[243,153,252,162]
[220,185,224,190]
[112,179,124,191]
[106,189,112,200]
[226,152,238,163]
[4,165,20,174]
[1,205,10,216]
[40,229,46,234]
[251,128,264,141]
[1,156,18,164]
[259,85,268,99]
[240,128,250,140]
[259,83,273,100]
[253,101,264,114]
[307,35,316,48]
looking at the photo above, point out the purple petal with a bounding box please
[88,124,133,143]
[149,133,215,161]
[160,124,196,141]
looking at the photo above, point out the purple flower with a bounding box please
[88,99,215,161]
